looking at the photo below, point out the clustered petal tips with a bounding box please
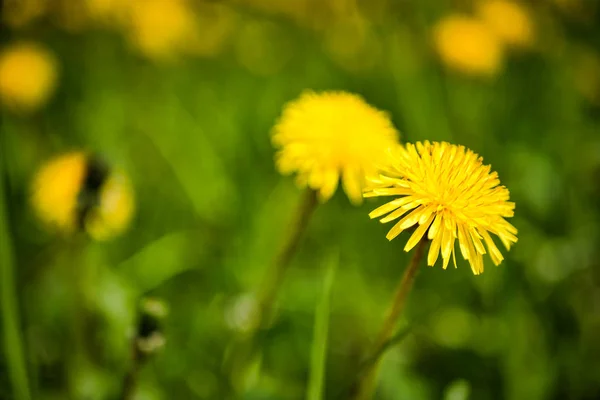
[365,141,517,275]
[271,90,400,204]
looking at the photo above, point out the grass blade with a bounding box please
[0,157,31,400]
[306,250,338,400]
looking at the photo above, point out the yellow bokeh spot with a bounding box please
[127,0,199,61]
[31,152,87,233]
[477,0,535,49]
[0,42,58,113]
[85,170,135,241]
[433,14,504,77]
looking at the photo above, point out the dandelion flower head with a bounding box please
[272,91,399,204]
[0,42,58,112]
[433,14,504,77]
[366,141,517,275]
[31,152,135,240]
[477,0,535,49]
[84,169,135,241]
[31,152,86,233]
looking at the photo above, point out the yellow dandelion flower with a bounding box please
[433,14,504,77]
[477,0,535,49]
[272,91,400,204]
[31,152,135,240]
[84,169,135,241]
[127,0,198,61]
[365,141,517,275]
[31,152,87,233]
[0,42,58,113]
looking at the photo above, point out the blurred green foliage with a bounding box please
[1,1,600,399]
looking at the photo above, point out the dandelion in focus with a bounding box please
[432,14,504,77]
[31,152,135,241]
[366,141,517,275]
[477,0,535,49]
[356,141,517,398]
[272,91,399,204]
[0,42,58,113]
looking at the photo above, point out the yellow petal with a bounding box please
[342,165,364,205]
[369,198,404,219]
[427,228,442,266]
[404,212,435,252]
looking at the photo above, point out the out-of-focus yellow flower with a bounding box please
[31,152,87,234]
[84,169,135,241]
[366,141,517,275]
[272,91,400,204]
[127,0,198,61]
[31,152,135,240]
[433,15,504,77]
[477,0,534,49]
[0,42,58,113]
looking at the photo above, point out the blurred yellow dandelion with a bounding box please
[272,91,400,204]
[31,152,87,233]
[31,152,135,240]
[84,169,135,241]
[0,42,58,113]
[127,0,198,61]
[433,14,504,77]
[365,141,517,275]
[477,0,535,49]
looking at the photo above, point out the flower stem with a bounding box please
[229,188,318,391]
[255,188,318,330]
[120,334,143,400]
[354,237,428,400]
[0,155,32,400]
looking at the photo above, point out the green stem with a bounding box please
[254,188,319,331]
[0,154,32,400]
[354,238,428,400]
[229,188,318,391]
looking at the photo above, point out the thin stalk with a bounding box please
[254,188,318,330]
[354,238,428,400]
[120,340,143,400]
[0,155,32,400]
[230,188,318,391]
